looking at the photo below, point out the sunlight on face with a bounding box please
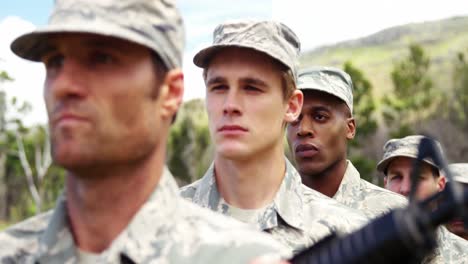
[205,48,291,160]
[42,33,163,170]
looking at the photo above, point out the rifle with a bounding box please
[291,137,468,264]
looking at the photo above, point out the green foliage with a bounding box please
[349,155,377,183]
[449,50,468,129]
[0,68,65,224]
[0,71,13,83]
[167,99,212,185]
[301,16,468,99]
[343,62,378,147]
[343,62,379,182]
[0,220,10,231]
[4,126,64,220]
[0,70,13,131]
[382,44,438,138]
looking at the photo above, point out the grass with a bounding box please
[300,29,468,99]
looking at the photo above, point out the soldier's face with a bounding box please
[42,33,172,171]
[205,48,301,160]
[286,90,354,177]
[384,157,445,200]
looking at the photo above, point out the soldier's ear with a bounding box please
[346,117,356,140]
[284,90,303,123]
[437,175,446,192]
[159,69,184,122]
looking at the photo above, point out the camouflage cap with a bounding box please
[377,135,443,173]
[297,67,354,113]
[448,163,468,184]
[10,0,185,69]
[193,20,300,81]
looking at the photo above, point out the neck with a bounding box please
[302,158,348,198]
[66,144,166,253]
[214,142,285,209]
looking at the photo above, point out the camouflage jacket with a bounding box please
[0,168,289,264]
[434,226,468,264]
[333,161,408,218]
[180,158,368,253]
[332,161,468,263]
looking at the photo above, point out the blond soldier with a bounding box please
[0,1,291,263]
[446,163,468,240]
[286,67,407,219]
[378,135,468,263]
[181,20,368,253]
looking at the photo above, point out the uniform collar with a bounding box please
[333,160,362,202]
[192,158,304,231]
[34,167,180,264]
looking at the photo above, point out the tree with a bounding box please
[382,44,438,138]
[4,124,64,220]
[13,126,51,214]
[344,62,378,147]
[449,50,468,130]
[0,68,63,221]
[5,95,52,215]
[343,62,378,182]
[167,99,212,185]
[0,69,13,219]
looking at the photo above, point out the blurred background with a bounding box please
[1,0,467,229]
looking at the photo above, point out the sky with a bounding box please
[1,0,468,125]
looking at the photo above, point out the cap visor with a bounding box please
[11,22,158,62]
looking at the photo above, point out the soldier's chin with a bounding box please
[215,142,251,158]
[297,163,326,178]
[53,151,97,172]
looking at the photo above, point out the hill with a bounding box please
[300,16,468,97]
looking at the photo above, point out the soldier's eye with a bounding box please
[389,175,401,181]
[244,85,261,92]
[210,85,227,92]
[90,51,116,65]
[313,113,328,122]
[44,54,64,70]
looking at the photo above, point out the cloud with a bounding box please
[272,0,468,51]
[183,49,206,101]
[0,16,47,126]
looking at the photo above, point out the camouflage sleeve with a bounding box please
[0,211,52,263]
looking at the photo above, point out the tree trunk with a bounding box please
[0,151,7,220]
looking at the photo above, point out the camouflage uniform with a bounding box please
[2,1,290,263]
[295,68,408,218]
[445,164,468,259]
[449,163,468,185]
[181,159,368,253]
[437,226,468,263]
[296,69,468,262]
[377,135,468,263]
[184,20,368,253]
[297,66,354,112]
[0,168,290,263]
[377,135,444,174]
[333,160,408,218]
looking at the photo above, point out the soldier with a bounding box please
[378,135,468,263]
[446,163,468,240]
[181,20,368,253]
[378,135,446,200]
[286,67,407,219]
[0,1,292,263]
